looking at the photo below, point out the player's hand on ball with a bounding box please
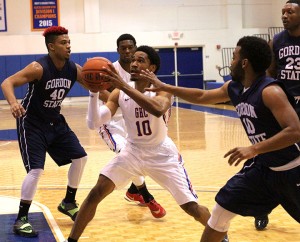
[98,63,127,90]
[81,57,113,92]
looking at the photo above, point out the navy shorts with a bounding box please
[216,158,300,223]
[17,115,87,172]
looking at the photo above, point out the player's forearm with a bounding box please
[161,84,205,104]
[1,80,18,105]
[121,84,166,117]
[98,90,110,102]
[87,92,111,129]
[252,126,300,155]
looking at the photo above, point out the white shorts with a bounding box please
[99,118,127,153]
[101,137,198,205]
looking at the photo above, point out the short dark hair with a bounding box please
[286,0,300,5]
[116,34,136,47]
[136,45,161,73]
[236,36,271,74]
[43,26,68,49]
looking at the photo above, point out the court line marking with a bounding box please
[0,184,220,191]
[0,141,11,146]
[33,200,65,242]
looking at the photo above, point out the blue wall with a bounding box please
[0,52,119,100]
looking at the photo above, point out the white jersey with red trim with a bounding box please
[118,82,171,146]
[98,61,130,152]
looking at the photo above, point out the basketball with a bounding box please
[81,57,112,91]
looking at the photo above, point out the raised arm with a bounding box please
[86,89,119,129]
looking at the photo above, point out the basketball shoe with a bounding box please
[58,200,79,221]
[222,234,229,242]
[13,216,38,237]
[254,215,269,230]
[124,191,146,206]
[146,199,166,218]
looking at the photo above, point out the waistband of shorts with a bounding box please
[270,155,300,171]
[127,137,170,149]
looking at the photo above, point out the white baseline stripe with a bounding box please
[34,200,65,242]
[0,141,11,146]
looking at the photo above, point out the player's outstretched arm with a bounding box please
[141,69,230,105]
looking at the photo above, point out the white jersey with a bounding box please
[118,82,171,146]
[100,84,197,206]
[98,61,130,152]
[110,61,131,119]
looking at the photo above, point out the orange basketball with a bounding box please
[81,57,112,91]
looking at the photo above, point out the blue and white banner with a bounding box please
[0,0,7,32]
[31,0,60,31]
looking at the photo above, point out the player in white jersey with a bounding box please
[65,46,213,242]
[97,34,165,210]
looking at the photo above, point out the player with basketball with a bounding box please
[85,34,165,216]
[65,45,224,242]
[1,26,88,237]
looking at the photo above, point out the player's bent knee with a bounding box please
[28,168,44,178]
[80,155,88,163]
[72,156,88,166]
[180,201,199,215]
[207,203,236,232]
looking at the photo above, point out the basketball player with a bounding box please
[267,0,300,116]
[141,36,300,242]
[97,34,165,214]
[1,26,88,237]
[255,0,300,230]
[65,45,219,242]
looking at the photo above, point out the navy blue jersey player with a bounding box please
[1,26,88,238]
[254,1,300,229]
[142,36,300,242]
[268,0,300,117]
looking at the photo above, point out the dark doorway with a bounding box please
[155,47,203,89]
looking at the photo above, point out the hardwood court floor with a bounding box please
[0,98,299,242]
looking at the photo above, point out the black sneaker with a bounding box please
[255,215,269,230]
[58,200,79,221]
[222,234,229,242]
[13,216,38,237]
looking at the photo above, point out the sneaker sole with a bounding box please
[57,205,77,221]
[14,229,38,238]
[124,195,147,207]
[150,210,166,219]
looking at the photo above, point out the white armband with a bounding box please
[86,91,112,129]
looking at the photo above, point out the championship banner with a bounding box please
[31,0,60,31]
[0,0,7,32]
